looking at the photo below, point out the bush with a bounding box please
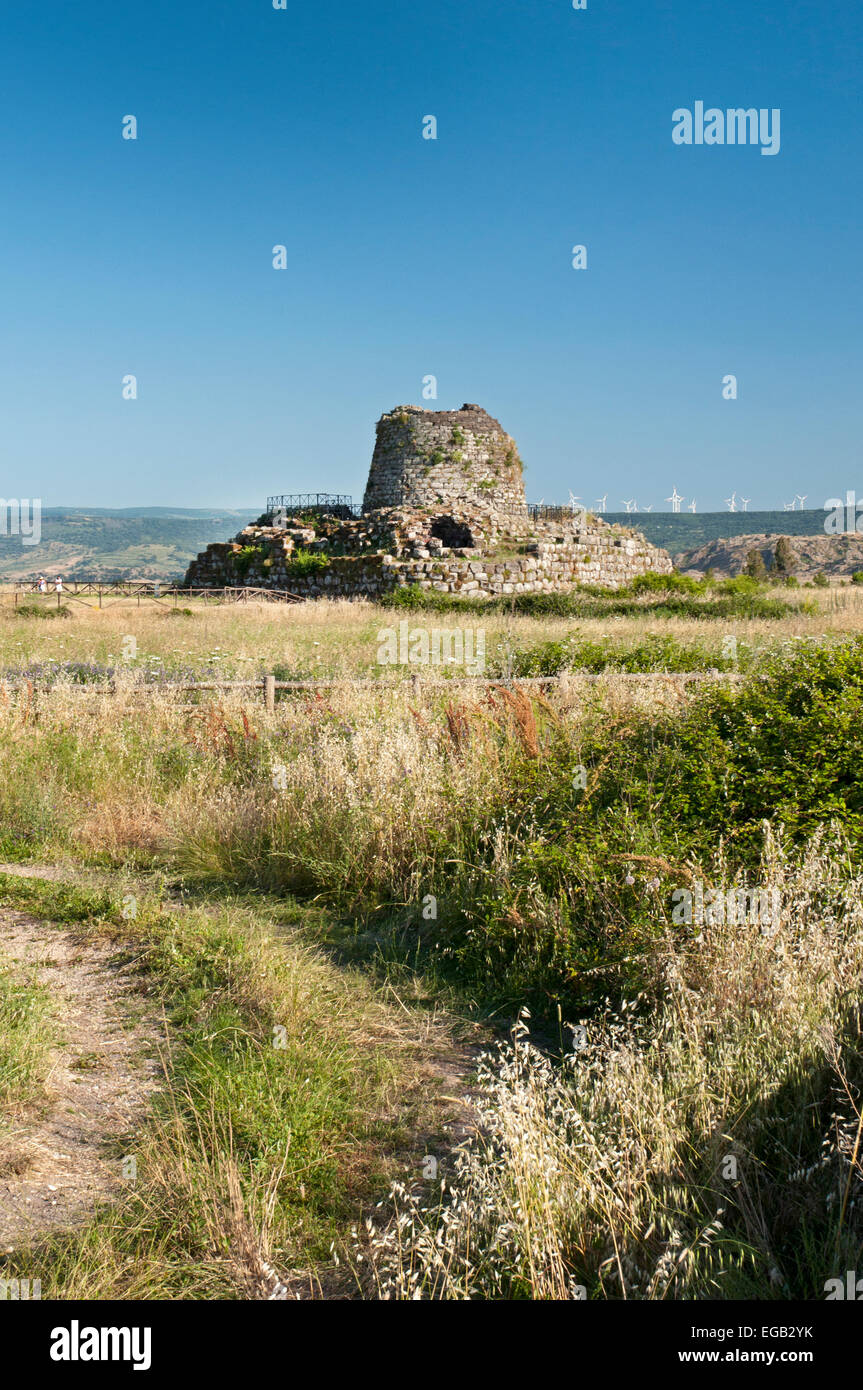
[385,578,795,622]
[14,603,71,620]
[744,548,768,580]
[232,545,264,578]
[499,632,730,677]
[285,550,330,578]
[430,638,863,1009]
[773,536,795,576]
[627,571,704,594]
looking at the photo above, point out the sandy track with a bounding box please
[0,906,161,1251]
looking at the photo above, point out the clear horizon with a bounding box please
[1,1,860,511]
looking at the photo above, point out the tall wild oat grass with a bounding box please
[360,831,863,1299]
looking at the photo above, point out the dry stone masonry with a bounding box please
[184,403,674,599]
[363,403,526,514]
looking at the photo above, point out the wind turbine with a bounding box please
[621,499,636,514]
[687,499,697,513]
[595,495,607,514]
[740,497,751,512]
[665,488,684,513]
[783,500,795,511]
[795,494,807,510]
[725,492,738,512]
[568,491,585,516]
[643,504,654,512]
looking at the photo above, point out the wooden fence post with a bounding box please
[264,674,276,714]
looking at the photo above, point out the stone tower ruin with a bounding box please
[362,403,527,518]
[184,399,674,597]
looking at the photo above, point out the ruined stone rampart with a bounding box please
[185,515,672,598]
[184,403,674,598]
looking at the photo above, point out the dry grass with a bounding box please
[0,585,861,682]
[1,592,861,1299]
[359,830,863,1299]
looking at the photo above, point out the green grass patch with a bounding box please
[0,875,416,1298]
[385,574,802,621]
[0,962,53,1115]
[13,604,71,620]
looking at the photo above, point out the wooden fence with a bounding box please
[1,670,744,713]
[6,583,303,608]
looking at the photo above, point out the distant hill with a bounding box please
[0,508,258,582]
[677,532,863,580]
[603,510,830,556]
[0,505,837,582]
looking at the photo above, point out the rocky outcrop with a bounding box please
[677,532,863,580]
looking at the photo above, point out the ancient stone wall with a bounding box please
[185,518,673,598]
[362,403,526,516]
[184,401,675,599]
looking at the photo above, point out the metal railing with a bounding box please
[266,494,358,517]
[264,496,590,523]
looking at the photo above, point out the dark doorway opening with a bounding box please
[430,516,475,548]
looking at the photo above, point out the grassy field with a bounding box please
[1,574,862,680]
[0,578,862,1299]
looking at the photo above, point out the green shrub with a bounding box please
[423,638,863,1010]
[14,603,71,620]
[744,548,768,580]
[384,580,795,621]
[285,551,330,577]
[498,632,730,677]
[627,571,704,594]
[773,537,795,576]
[232,545,264,578]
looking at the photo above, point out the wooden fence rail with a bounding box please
[5,584,304,607]
[0,670,744,713]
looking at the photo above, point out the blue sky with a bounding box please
[0,0,860,511]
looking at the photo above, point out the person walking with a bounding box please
[37,574,47,594]
[54,576,63,595]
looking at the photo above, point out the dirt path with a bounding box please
[0,861,483,1294]
[0,905,162,1251]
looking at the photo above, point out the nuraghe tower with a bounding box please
[184,403,673,598]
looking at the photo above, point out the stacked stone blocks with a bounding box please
[184,403,674,597]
